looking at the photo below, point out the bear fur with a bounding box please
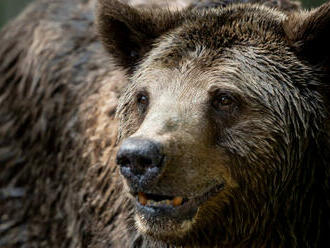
[0,0,329,247]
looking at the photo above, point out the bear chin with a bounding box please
[134,209,195,239]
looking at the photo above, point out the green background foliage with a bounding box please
[0,0,328,28]
[0,0,32,28]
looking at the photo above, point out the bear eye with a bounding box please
[212,94,234,111]
[137,94,148,105]
[136,93,149,112]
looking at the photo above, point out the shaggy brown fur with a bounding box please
[0,0,329,247]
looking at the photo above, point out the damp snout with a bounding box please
[116,138,164,191]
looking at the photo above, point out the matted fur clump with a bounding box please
[0,0,329,247]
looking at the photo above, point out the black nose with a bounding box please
[116,138,164,190]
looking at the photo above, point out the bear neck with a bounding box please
[281,136,330,247]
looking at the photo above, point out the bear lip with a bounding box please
[134,183,225,220]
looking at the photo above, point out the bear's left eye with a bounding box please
[212,94,234,111]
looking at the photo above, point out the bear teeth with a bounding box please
[138,192,147,206]
[137,192,183,207]
[172,196,183,206]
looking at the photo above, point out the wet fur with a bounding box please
[0,0,329,247]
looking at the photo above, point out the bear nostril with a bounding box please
[117,157,131,167]
[138,157,153,167]
[117,152,154,169]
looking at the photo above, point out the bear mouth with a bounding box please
[133,183,225,220]
[137,192,187,207]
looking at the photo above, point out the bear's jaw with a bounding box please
[132,183,224,238]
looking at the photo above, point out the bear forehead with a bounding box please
[146,4,288,69]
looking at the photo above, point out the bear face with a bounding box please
[97,0,330,246]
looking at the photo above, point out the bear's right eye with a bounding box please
[137,95,148,105]
[136,93,149,113]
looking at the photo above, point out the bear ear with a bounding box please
[96,0,185,71]
[283,2,330,74]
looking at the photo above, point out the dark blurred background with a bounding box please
[0,0,328,28]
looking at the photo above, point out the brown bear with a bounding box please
[0,0,329,247]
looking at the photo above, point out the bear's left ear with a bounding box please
[283,2,330,74]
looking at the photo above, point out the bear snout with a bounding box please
[116,138,165,190]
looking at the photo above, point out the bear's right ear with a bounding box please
[96,0,185,71]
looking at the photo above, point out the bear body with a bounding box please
[0,0,329,247]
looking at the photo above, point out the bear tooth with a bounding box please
[138,192,147,206]
[172,197,183,207]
